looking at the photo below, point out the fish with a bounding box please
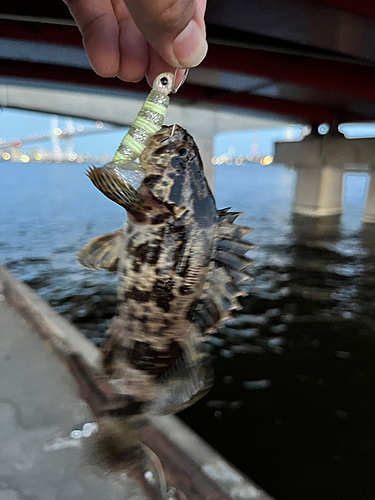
[65,68,253,496]
[77,124,255,418]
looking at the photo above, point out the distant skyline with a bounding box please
[1,108,375,160]
[0,108,129,158]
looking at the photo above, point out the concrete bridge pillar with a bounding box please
[362,171,375,223]
[293,164,343,216]
[275,132,375,220]
[197,136,214,190]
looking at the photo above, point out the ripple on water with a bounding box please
[2,163,375,500]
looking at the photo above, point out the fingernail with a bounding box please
[173,20,208,68]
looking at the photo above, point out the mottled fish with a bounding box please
[77,124,254,420]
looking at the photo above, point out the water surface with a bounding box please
[1,163,375,500]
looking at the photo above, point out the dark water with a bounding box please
[1,163,375,500]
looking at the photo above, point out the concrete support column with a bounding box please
[363,172,375,223]
[293,164,344,216]
[196,136,214,191]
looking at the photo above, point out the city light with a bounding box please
[68,152,77,161]
[318,123,330,135]
[0,120,119,165]
[211,153,275,166]
[260,155,273,166]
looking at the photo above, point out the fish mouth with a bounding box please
[149,125,172,144]
[100,126,173,191]
[139,125,172,171]
[95,125,173,193]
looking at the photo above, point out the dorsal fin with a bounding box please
[192,209,255,333]
[218,222,253,240]
[76,229,124,272]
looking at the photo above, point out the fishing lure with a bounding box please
[100,70,188,190]
[87,69,189,221]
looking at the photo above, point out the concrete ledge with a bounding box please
[0,265,275,500]
[151,416,273,500]
[0,264,101,369]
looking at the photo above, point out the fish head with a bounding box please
[139,125,210,216]
[86,124,214,222]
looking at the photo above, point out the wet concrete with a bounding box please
[0,298,146,500]
[0,265,273,500]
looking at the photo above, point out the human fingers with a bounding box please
[111,0,149,82]
[64,0,120,77]
[124,0,208,69]
[146,47,186,88]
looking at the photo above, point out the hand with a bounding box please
[64,0,207,86]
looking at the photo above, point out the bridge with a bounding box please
[1,1,375,219]
[0,118,117,163]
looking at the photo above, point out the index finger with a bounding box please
[64,0,120,77]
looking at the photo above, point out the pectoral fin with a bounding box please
[76,229,123,272]
[86,166,146,212]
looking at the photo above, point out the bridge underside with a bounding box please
[1,0,375,125]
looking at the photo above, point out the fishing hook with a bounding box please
[169,123,177,139]
[171,69,189,94]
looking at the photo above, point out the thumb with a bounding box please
[124,0,207,68]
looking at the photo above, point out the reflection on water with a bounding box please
[1,164,375,500]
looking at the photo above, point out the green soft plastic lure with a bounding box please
[112,73,175,166]
[93,71,187,193]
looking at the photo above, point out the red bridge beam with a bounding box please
[0,59,369,124]
[0,19,82,46]
[315,0,375,18]
[2,19,375,106]
[203,44,375,104]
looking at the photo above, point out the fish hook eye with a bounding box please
[178,147,187,157]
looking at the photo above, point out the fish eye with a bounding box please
[178,147,187,157]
